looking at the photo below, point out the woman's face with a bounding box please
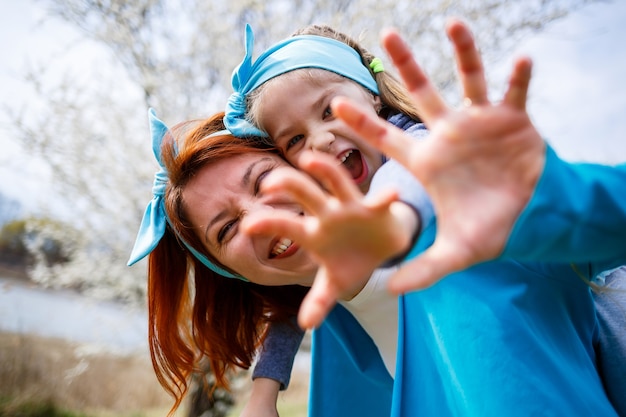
[182,152,318,286]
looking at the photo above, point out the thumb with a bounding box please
[388,240,471,294]
[298,268,340,330]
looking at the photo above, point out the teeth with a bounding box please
[339,150,353,164]
[272,238,293,256]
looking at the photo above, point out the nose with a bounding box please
[308,129,335,153]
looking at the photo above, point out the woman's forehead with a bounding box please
[192,152,286,188]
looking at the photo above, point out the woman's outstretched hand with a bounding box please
[332,19,546,294]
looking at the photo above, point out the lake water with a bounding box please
[0,276,311,374]
[0,277,148,354]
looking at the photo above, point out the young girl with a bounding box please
[242,19,626,417]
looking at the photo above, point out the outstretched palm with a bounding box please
[332,19,546,293]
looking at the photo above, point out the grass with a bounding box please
[0,331,309,417]
[0,399,88,417]
[226,384,309,417]
[0,331,171,416]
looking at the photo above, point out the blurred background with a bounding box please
[0,1,624,416]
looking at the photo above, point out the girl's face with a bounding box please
[182,152,317,286]
[256,70,383,193]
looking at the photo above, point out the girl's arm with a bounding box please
[240,318,304,417]
[239,378,280,417]
[252,318,304,390]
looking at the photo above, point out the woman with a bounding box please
[127,109,413,416]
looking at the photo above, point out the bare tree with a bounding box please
[3,0,600,414]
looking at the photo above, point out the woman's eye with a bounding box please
[217,219,237,243]
[286,135,304,150]
[254,169,272,195]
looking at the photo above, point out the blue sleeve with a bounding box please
[503,145,626,267]
[252,316,304,390]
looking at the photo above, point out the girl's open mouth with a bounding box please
[339,149,368,184]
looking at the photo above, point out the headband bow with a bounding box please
[127,109,245,281]
[224,24,379,137]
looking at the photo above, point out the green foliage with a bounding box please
[0,399,90,417]
[0,217,73,267]
[0,220,31,264]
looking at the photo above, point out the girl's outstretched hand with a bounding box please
[332,19,546,294]
[242,151,416,329]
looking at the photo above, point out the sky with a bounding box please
[506,0,626,164]
[0,0,625,218]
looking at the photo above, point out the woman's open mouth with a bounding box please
[269,237,296,259]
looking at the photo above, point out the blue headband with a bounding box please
[224,24,379,137]
[127,109,245,281]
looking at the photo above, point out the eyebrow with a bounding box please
[273,90,331,141]
[203,157,274,244]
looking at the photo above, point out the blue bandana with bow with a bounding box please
[127,108,245,281]
[224,24,379,138]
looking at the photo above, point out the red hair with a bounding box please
[147,112,307,414]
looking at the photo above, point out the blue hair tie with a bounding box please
[225,24,379,137]
[127,109,246,281]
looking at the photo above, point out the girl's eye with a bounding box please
[217,219,237,243]
[286,135,304,151]
[323,105,333,118]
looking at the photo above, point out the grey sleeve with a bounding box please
[368,157,434,267]
[368,123,434,236]
[252,316,305,390]
[593,266,626,416]
[370,157,434,227]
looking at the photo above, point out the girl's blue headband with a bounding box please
[224,24,380,137]
[127,109,246,281]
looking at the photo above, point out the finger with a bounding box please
[502,56,532,111]
[364,188,399,211]
[332,97,429,180]
[298,270,340,329]
[380,28,447,121]
[446,19,488,106]
[387,240,472,294]
[261,167,330,215]
[241,211,308,243]
[298,151,363,202]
